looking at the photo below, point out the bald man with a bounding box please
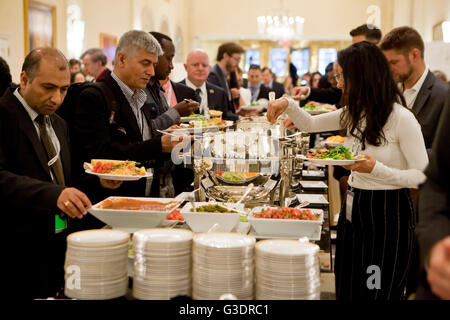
[180,49,230,118]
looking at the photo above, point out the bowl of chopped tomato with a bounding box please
[248,207,323,238]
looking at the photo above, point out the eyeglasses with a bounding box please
[230,55,241,63]
[334,72,344,82]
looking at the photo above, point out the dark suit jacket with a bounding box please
[416,86,450,300]
[0,87,70,299]
[246,83,271,102]
[301,86,342,107]
[264,81,285,99]
[207,64,239,121]
[179,79,229,115]
[172,80,198,102]
[71,71,163,204]
[411,71,449,150]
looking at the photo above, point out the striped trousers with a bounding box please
[334,188,416,301]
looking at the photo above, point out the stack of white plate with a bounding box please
[192,233,256,300]
[64,230,130,300]
[132,229,193,300]
[255,240,321,300]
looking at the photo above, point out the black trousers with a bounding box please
[335,188,416,301]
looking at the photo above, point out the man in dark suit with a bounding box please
[71,31,187,215]
[145,32,199,136]
[208,42,244,121]
[381,26,449,151]
[180,49,229,117]
[0,48,92,299]
[246,64,270,104]
[416,87,450,300]
[381,26,449,296]
[261,67,285,99]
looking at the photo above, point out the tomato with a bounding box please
[165,210,184,221]
[254,207,317,220]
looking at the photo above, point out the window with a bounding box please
[270,48,287,77]
[291,48,310,76]
[318,48,337,75]
[245,49,260,73]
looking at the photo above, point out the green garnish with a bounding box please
[319,146,354,160]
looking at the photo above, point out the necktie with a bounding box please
[195,88,202,105]
[36,115,65,186]
[251,86,258,102]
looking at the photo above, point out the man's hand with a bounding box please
[267,98,289,124]
[427,236,450,299]
[161,133,192,153]
[174,99,199,117]
[342,154,376,173]
[283,117,297,130]
[57,188,92,219]
[231,88,240,99]
[291,86,310,101]
[99,178,123,190]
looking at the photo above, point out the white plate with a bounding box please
[248,226,321,241]
[133,228,193,244]
[85,169,152,181]
[297,154,365,166]
[256,239,320,256]
[302,170,325,177]
[67,230,130,247]
[296,194,329,205]
[164,121,233,133]
[193,232,255,249]
[302,108,331,115]
[88,197,182,233]
[299,181,328,189]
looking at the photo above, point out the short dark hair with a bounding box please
[80,48,107,66]
[149,31,173,48]
[70,71,86,84]
[216,42,244,62]
[22,48,69,81]
[0,56,12,96]
[380,26,425,58]
[325,62,334,74]
[248,64,261,71]
[69,58,81,67]
[350,24,382,44]
[261,67,271,73]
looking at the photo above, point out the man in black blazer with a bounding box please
[208,42,244,121]
[0,48,92,299]
[71,31,186,213]
[246,64,270,103]
[416,87,450,300]
[381,26,449,151]
[180,49,229,117]
[262,67,285,99]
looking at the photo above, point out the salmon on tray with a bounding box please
[83,159,152,181]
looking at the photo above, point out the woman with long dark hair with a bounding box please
[267,41,428,300]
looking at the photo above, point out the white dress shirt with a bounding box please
[185,78,209,115]
[401,68,429,109]
[13,88,61,175]
[285,98,428,190]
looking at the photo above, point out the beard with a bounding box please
[395,58,414,83]
[225,60,236,73]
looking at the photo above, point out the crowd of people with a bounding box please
[0,24,448,301]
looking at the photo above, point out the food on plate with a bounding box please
[253,207,319,221]
[90,159,146,176]
[306,146,359,160]
[303,104,337,112]
[165,209,184,221]
[325,135,346,144]
[180,114,205,121]
[98,198,180,211]
[170,118,227,129]
[222,172,246,182]
[190,204,238,213]
[208,110,223,118]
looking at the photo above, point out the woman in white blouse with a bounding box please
[267,41,428,300]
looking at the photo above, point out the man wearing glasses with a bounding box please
[207,42,244,121]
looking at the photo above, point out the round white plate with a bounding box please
[85,169,152,181]
[256,239,319,256]
[297,154,366,166]
[67,229,130,247]
[180,115,206,122]
[163,121,233,133]
[133,228,193,243]
[194,232,255,249]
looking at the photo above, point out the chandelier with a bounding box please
[257,0,304,42]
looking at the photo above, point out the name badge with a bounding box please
[346,190,354,222]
